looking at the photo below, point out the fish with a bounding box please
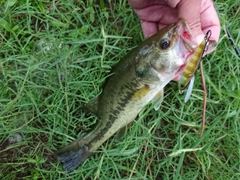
[55,18,197,172]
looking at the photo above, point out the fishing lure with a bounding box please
[179,30,212,137]
[178,30,212,102]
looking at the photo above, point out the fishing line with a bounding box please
[214,3,240,58]
[203,30,212,54]
[224,25,240,58]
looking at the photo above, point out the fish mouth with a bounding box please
[182,38,195,52]
[175,18,198,73]
[177,18,196,52]
[150,19,199,79]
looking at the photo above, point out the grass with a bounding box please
[0,0,239,179]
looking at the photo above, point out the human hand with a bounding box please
[128,0,220,43]
[128,0,220,80]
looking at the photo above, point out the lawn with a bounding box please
[0,0,239,179]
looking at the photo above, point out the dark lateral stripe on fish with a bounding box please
[117,81,138,108]
[87,83,140,145]
[87,109,131,146]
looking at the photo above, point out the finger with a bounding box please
[141,21,158,38]
[128,0,166,9]
[157,8,178,29]
[200,0,220,42]
[135,5,177,23]
[177,0,202,39]
[134,5,177,36]
[166,0,180,8]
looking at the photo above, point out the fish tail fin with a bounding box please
[55,144,92,172]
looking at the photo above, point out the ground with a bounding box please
[0,0,239,179]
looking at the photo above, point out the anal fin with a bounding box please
[115,122,133,140]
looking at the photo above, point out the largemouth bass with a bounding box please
[55,18,197,172]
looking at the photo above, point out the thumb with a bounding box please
[177,0,204,44]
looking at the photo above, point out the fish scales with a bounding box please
[55,18,198,172]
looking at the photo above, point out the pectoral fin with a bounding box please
[152,89,164,110]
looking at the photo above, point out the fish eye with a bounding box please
[159,38,170,50]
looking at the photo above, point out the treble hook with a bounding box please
[203,30,212,55]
